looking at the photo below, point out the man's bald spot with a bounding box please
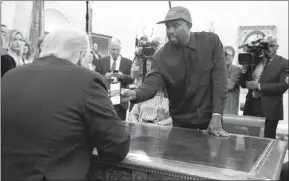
[264,35,278,45]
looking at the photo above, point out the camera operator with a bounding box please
[240,35,289,139]
[131,36,161,87]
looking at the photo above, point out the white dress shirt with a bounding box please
[110,55,121,71]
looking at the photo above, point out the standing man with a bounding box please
[1,24,9,49]
[92,42,102,60]
[241,35,288,139]
[2,28,130,181]
[223,45,242,114]
[95,37,134,120]
[122,6,229,137]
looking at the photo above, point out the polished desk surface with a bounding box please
[93,122,287,180]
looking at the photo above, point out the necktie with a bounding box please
[111,57,117,71]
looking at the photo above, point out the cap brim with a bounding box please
[156,18,182,24]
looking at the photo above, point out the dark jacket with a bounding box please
[1,48,16,77]
[95,55,134,87]
[224,64,242,114]
[95,55,134,111]
[134,32,228,125]
[1,55,131,181]
[240,55,289,120]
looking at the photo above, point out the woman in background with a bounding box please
[128,59,172,126]
[22,39,34,64]
[34,36,45,59]
[7,29,25,67]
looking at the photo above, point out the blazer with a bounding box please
[94,55,134,87]
[1,48,16,77]
[240,55,289,120]
[224,64,242,114]
[1,55,130,181]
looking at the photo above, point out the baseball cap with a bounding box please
[157,6,192,24]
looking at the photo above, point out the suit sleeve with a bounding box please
[83,76,130,162]
[133,51,164,104]
[120,59,134,85]
[260,58,289,94]
[211,33,228,115]
[228,66,242,90]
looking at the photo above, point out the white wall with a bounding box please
[1,1,288,60]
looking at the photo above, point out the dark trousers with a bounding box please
[173,121,210,130]
[280,162,288,181]
[114,104,127,121]
[243,98,263,137]
[264,119,279,139]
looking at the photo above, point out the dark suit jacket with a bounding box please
[1,55,130,181]
[1,49,16,77]
[95,55,134,87]
[95,56,134,110]
[240,55,289,120]
[224,64,241,114]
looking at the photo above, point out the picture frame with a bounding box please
[90,32,112,57]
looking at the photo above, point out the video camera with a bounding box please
[132,36,159,82]
[238,38,270,66]
[135,36,158,58]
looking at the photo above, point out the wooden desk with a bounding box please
[87,122,287,180]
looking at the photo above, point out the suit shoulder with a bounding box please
[121,57,133,62]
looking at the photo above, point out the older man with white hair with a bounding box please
[240,35,288,139]
[95,37,134,120]
[1,28,131,181]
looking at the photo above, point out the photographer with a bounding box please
[131,36,161,87]
[240,35,288,139]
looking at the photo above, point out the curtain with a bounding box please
[28,0,45,51]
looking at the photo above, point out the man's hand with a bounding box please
[286,77,289,85]
[207,115,229,137]
[112,72,124,80]
[246,80,259,90]
[121,88,137,102]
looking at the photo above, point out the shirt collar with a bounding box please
[110,54,121,61]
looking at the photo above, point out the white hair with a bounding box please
[40,28,90,64]
[109,37,122,48]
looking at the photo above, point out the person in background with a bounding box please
[1,28,16,77]
[122,6,229,137]
[1,24,9,49]
[92,42,102,60]
[128,59,172,126]
[95,37,134,120]
[223,45,242,115]
[240,35,288,139]
[34,35,45,59]
[22,39,34,64]
[78,50,96,71]
[88,51,97,71]
[1,28,130,181]
[7,29,25,66]
[131,36,161,88]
